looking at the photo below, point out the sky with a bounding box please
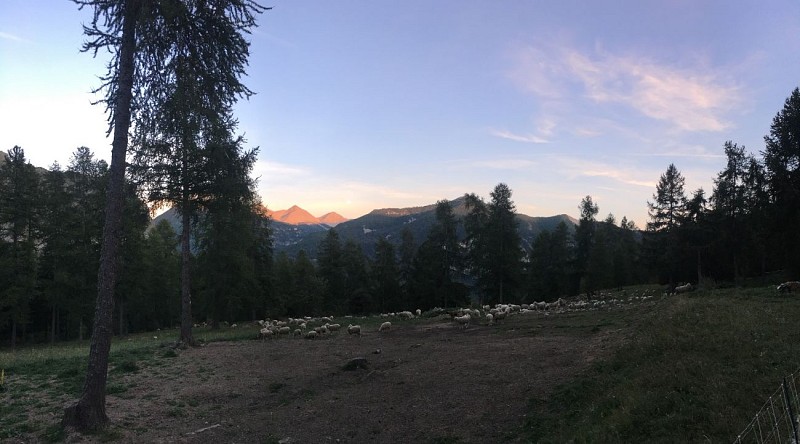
[2,1,799,228]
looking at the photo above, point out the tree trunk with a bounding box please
[179,205,196,345]
[62,0,139,432]
[50,305,56,344]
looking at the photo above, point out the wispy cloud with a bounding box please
[489,128,549,144]
[634,143,725,159]
[552,156,655,188]
[255,160,310,178]
[0,31,30,43]
[447,157,538,171]
[510,43,741,132]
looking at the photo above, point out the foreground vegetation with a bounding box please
[0,284,796,441]
[525,285,800,443]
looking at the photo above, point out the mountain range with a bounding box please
[152,196,578,259]
[266,205,348,226]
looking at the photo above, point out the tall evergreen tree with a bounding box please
[0,146,40,348]
[63,0,140,427]
[194,134,260,328]
[398,227,416,310]
[342,240,372,315]
[38,163,73,343]
[575,195,598,294]
[763,87,800,275]
[373,238,400,313]
[128,0,266,346]
[710,142,751,280]
[317,229,346,312]
[464,184,523,304]
[527,221,573,301]
[645,164,688,285]
[413,200,463,309]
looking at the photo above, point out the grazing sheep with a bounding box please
[347,324,362,335]
[493,310,507,322]
[327,323,341,332]
[778,281,800,293]
[314,325,329,335]
[304,330,318,339]
[486,313,494,326]
[293,329,302,337]
[278,326,291,335]
[259,327,273,340]
[454,313,471,329]
[398,311,415,320]
[379,321,392,332]
[675,283,694,294]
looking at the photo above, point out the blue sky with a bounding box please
[2,1,799,227]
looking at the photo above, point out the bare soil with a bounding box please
[65,313,624,444]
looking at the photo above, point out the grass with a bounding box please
[0,324,259,441]
[523,285,800,443]
[1,285,796,442]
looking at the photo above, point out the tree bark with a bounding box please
[62,0,139,432]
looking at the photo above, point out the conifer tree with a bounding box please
[645,164,688,285]
[763,87,800,275]
[0,146,40,348]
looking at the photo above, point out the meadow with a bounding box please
[1,284,798,443]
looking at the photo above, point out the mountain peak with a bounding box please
[267,206,349,226]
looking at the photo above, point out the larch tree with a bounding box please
[0,146,40,349]
[128,0,266,345]
[645,163,688,285]
[763,87,800,275]
[464,184,523,304]
[63,0,143,431]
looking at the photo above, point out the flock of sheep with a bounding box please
[248,282,800,341]
[249,289,670,340]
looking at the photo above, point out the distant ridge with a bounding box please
[266,205,348,227]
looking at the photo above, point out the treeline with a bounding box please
[2,87,800,346]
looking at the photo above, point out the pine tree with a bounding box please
[128,0,267,345]
[413,200,462,309]
[0,146,40,348]
[645,164,688,285]
[763,87,800,275]
[575,195,599,294]
[710,142,748,280]
[318,229,346,312]
[373,238,400,313]
[463,185,525,304]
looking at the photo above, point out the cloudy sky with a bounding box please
[1,1,798,227]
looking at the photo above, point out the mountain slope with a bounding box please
[278,196,578,258]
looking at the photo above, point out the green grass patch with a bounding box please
[523,285,800,443]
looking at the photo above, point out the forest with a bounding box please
[1,86,800,347]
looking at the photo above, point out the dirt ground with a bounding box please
[63,313,623,444]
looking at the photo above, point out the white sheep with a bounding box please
[415,309,422,317]
[293,329,302,337]
[259,327,273,340]
[778,281,800,293]
[379,321,392,332]
[277,326,291,335]
[304,330,318,339]
[454,313,471,329]
[347,324,361,335]
[675,283,694,294]
[326,323,341,332]
[398,311,414,320]
[486,313,494,326]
